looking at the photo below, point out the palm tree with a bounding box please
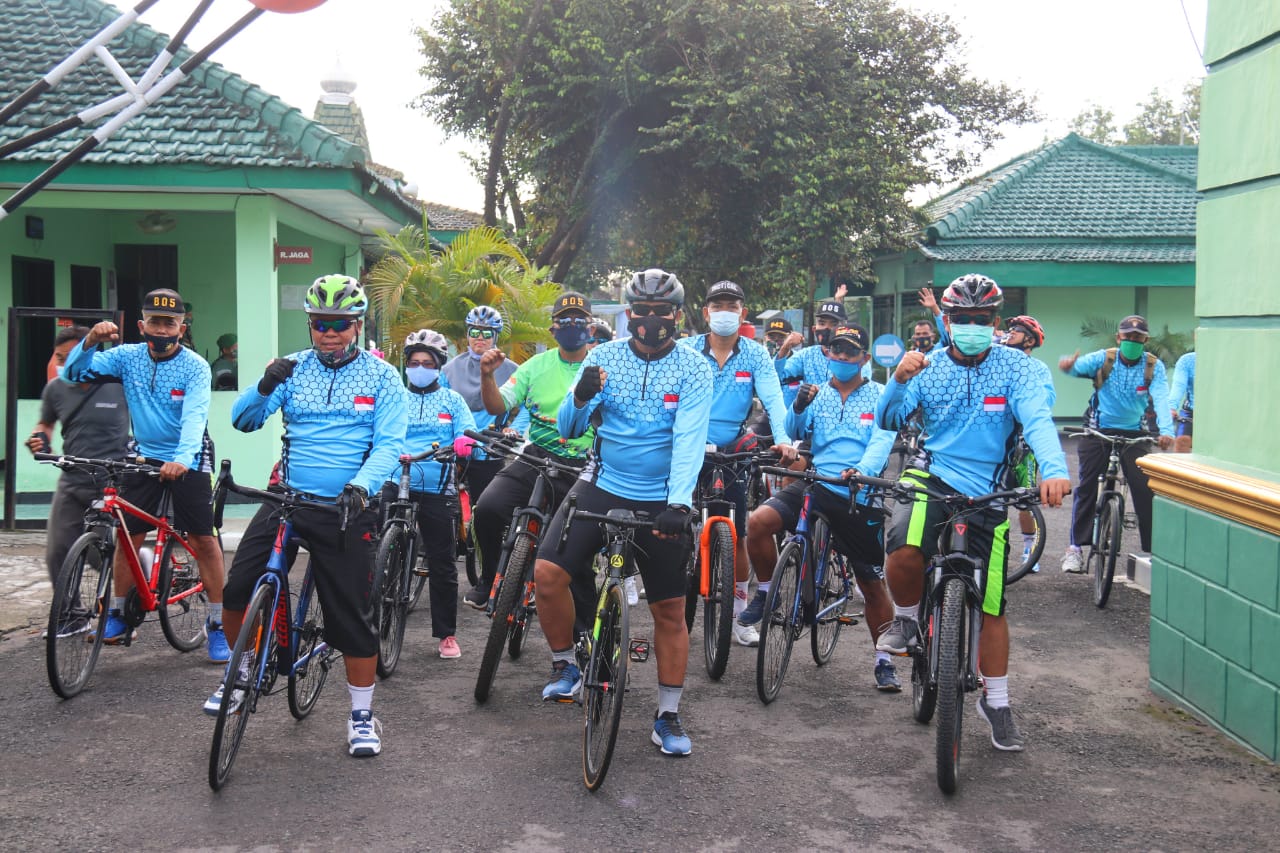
[365,214,558,364]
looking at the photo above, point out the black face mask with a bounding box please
[813,328,833,346]
[912,336,934,351]
[144,333,181,356]
[628,314,677,348]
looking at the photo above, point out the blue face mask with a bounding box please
[405,366,439,388]
[707,310,741,337]
[826,357,862,382]
[552,324,591,352]
[950,324,993,356]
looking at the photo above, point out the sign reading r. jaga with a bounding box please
[273,242,313,268]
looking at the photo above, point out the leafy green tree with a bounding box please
[365,215,557,363]
[1070,104,1120,144]
[417,0,1036,302]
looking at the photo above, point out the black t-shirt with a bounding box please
[39,378,131,484]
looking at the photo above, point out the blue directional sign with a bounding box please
[873,334,906,368]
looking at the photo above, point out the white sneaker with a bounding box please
[732,621,760,647]
[1061,548,1085,574]
[348,710,383,757]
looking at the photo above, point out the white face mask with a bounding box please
[708,310,741,336]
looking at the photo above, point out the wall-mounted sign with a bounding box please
[274,242,313,268]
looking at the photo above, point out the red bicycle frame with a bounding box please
[98,484,202,612]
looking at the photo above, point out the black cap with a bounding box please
[1118,315,1149,334]
[551,291,592,317]
[217,333,237,349]
[830,324,869,351]
[816,301,846,321]
[142,288,185,317]
[706,280,746,303]
[765,317,793,335]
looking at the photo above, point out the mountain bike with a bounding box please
[556,497,653,791]
[752,466,866,705]
[1065,427,1153,608]
[683,447,775,680]
[207,461,340,791]
[473,434,584,703]
[874,473,1047,794]
[885,416,924,480]
[35,453,207,699]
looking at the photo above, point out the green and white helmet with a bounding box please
[304,274,368,316]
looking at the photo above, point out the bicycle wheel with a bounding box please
[702,520,736,680]
[288,572,330,720]
[375,524,410,678]
[756,540,801,704]
[157,536,208,652]
[406,553,427,613]
[505,533,538,660]
[1091,496,1124,608]
[683,522,701,633]
[46,533,111,699]
[935,578,967,795]
[1008,502,1046,584]
[583,582,628,791]
[475,531,535,703]
[210,584,274,791]
[911,592,938,724]
[809,516,847,665]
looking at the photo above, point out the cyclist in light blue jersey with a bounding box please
[1002,315,1054,572]
[209,275,408,758]
[64,289,226,659]
[534,268,713,757]
[1169,350,1195,452]
[762,317,803,408]
[679,279,793,646]
[876,274,1071,752]
[778,299,872,384]
[744,324,901,689]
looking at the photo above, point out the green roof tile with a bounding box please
[0,0,364,169]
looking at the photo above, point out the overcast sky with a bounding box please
[115,0,1207,211]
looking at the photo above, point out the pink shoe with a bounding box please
[438,636,461,659]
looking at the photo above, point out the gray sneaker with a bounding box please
[1061,548,1085,574]
[875,616,919,656]
[976,696,1026,751]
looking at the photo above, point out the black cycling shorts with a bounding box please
[762,480,885,582]
[119,465,214,536]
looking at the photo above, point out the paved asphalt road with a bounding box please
[2,445,1279,851]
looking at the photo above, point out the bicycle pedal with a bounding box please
[838,614,861,625]
[412,566,429,577]
[629,637,650,662]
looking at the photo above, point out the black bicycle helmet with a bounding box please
[624,268,684,306]
[940,274,1003,313]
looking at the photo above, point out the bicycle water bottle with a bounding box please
[625,576,639,606]
[139,546,155,582]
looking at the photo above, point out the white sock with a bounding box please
[984,675,1009,708]
[551,647,575,666]
[657,683,683,716]
[757,581,770,595]
[734,582,749,616]
[208,602,223,623]
[111,597,124,612]
[348,683,374,714]
[1022,534,1036,550]
[875,650,891,665]
[894,603,917,620]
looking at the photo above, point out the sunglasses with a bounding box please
[592,337,611,345]
[947,312,995,326]
[553,316,590,328]
[309,318,357,333]
[467,328,496,339]
[630,303,676,318]
[828,342,865,358]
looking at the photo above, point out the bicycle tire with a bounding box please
[157,536,208,652]
[583,582,629,791]
[911,592,938,724]
[809,515,846,665]
[288,571,329,720]
[683,522,701,633]
[703,521,736,680]
[375,524,410,678]
[406,552,427,614]
[210,584,274,791]
[475,532,535,703]
[463,519,480,589]
[507,583,532,659]
[756,540,801,705]
[1007,502,1046,585]
[935,577,967,795]
[1092,497,1124,608]
[46,533,111,699]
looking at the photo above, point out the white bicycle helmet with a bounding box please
[404,328,449,365]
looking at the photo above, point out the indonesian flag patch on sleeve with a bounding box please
[983,396,1007,413]
[663,393,679,411]
[354,395,375,412]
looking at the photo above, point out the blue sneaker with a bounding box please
[737,590,767,626]
[347,710,383,757]
[874,659,902,692]
[651,711,692,756]
[92,610,135,645]
[1023,545,1041,574]
[540,661,581,702]
[206,620,230,664]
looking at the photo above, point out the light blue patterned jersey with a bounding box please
[679,334,790,446]
[63,340,211,469]
[232,349,409,498]
[1170,351,1195,412]
[1021,351,1057,407]
[1067,348,1173,435]
[558,340,714,505]
[390,385,475,494]
[773,356,803,408]
[782,344,872,385]
[786,379,896,502]
[876,345,1068,496]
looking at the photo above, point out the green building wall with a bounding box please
[1146,0,1280,761]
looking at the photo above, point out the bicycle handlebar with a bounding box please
[211,460,348,533]
[1064,426,1156,448]
[34,452,162,479]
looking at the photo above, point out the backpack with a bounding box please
[1084,348,1159,433]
